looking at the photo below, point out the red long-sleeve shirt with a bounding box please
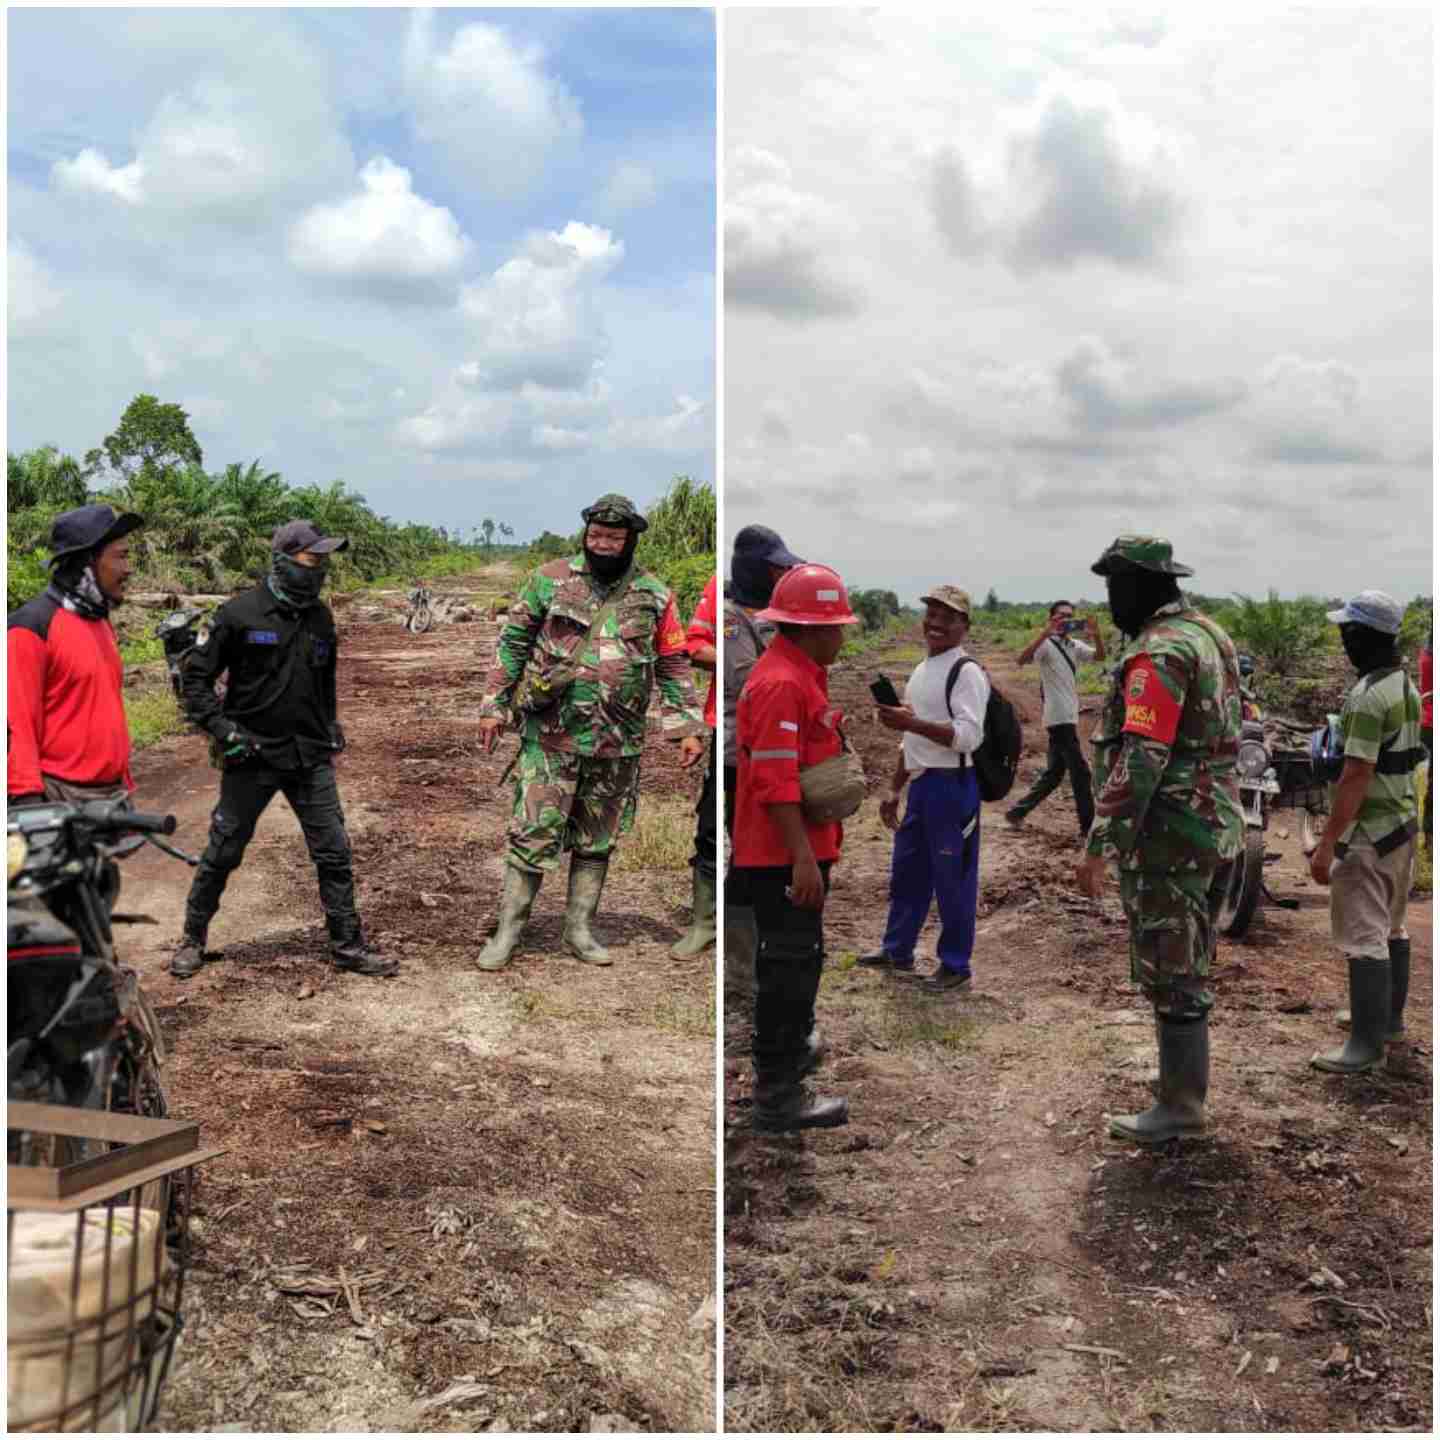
[686,575,718,730]
[733,632,844,867]
[7,595,133,797]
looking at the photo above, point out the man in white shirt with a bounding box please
[858,585,990,992]
[1005,600,1105,839]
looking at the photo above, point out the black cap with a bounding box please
[48,504,144,565]
[271,520,349,556]
[733,524,803,569]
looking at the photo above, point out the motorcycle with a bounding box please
[1218,711,1284,937]
[7,799,197,1165]
[407,585,435,635]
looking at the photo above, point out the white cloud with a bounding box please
[8,239,66,337]
[288,157,471,295]
[1247,354,1383,463]
[598,161,659,218]
[456,220,623,391]
[51,147,145,204]
[725,146,865,319]
[404,9,582,198]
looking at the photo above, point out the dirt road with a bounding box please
[725,626,1432,1433]
[119,570,716,1433]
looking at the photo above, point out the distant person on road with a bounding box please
[476,493,705,971]
[722,526,804,1045]
[671,573,720,960]
[1307,591,1424,1073]
[172,520,398,980]
[8,504,144,809]
[1004,600,1104,841]
[1076,536,1242,1144]
[1420,631,1433,852]
[732,562,858,1131]
[858,586,990,992]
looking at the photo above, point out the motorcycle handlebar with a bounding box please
[120,811,178,836]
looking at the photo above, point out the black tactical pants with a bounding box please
[1009,722,1094,835]
[734,862,832,1081]
[185,759,357,937]
[723,765,737,840]
[691,732,718,880]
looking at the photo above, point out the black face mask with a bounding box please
[585,534,637,582]
[271,554,328,607]
[1106,570,1180,638]
[1340,625,1397,676]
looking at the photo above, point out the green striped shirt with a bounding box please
[1336,667,1423,845]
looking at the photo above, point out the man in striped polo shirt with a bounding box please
[1308,590,1425,1074]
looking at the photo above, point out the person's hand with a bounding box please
[222,728,261,762]
[1076,852,1107,898]
[678,735,705,768]
[1048,612,1069,637]
[1309,839,1335,887]
[478,716,505,754]
[879,793,901,831]
[877,704,914,733]
[788,856,825,911]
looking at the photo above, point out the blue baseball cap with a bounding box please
[732,524,803,569]
[1326,589,1404,636]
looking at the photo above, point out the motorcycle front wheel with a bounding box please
[1218,827,1265,938]
[408,606,433,635]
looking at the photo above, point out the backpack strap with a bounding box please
[1046,635,1077,677]
[945,655,982,767]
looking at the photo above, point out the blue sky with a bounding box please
[8,7,715,541]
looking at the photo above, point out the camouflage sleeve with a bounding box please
[1086,651,1183,861]
[654,594,705,738]
[478,569,547,720]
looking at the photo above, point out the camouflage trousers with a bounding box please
[1117,864,1230,1019]
[507,741,642,873]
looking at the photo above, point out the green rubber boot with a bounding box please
[476,866,542,972]
[670,869,718,960]
[563,855,613,966]
[1109,1015,1209,1144]
[1313,957,1389,1074]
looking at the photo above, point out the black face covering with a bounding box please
[730,552,778,608]
[1340,624,1398,676]
[271,553,328,607]
[585,533,638,582]
[1106,569,1181,638]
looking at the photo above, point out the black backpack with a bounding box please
[945,656,1023,802]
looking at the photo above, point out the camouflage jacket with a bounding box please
[1087,602,1243,871]
[478,557,703,757]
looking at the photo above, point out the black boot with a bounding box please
[1387,937,1410,1042]
[329,916,399,977]
[1109,1015,1209,1144]
[752,1069,848,1132]
[170,924,208,980]
[1313,957,1389,1074]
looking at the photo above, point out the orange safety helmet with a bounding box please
[757,563,860,626]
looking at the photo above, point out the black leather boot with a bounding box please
[170,925,208,980]
[752,1070,849,1132]
[1313,957,1389,1073]
[1109,1015,1209,1143]
[329,916,400,977]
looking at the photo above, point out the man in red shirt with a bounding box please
[1421,633,1432,851]
[671,575,719,958]
[8,505,143,808]
[732,563,858,1132]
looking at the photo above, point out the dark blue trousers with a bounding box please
[880,767,981,977]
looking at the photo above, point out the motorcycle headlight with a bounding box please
[1238,739,1269,779]
[8,830,28,883]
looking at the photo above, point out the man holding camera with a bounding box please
[172,520,397,979]
[1006,601,1104,840]
[476,493,705,971]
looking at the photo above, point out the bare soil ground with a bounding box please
[724,625,1432,1433]
[117,567,716,1433]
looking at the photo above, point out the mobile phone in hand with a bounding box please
[870,675,901,707]
[1062,619,1089,635]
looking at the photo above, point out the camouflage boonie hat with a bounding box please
[919,584,972,617]
[1090,534,1194,578]
[581,493,648,533]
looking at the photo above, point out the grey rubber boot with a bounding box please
[476,866,542,971]
[752,1071,848,1133]
[563,855,613,966]
[669,869,718,960]
[1313,957,1390,1074]
[170,927,207,980]
[1108,1015,1209,1144]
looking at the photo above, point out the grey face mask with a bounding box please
[271,553,327,606]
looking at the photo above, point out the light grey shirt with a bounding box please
[1036,635,1094,727]
[901,645,990,772]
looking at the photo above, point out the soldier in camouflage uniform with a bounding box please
[476,493,706,970]
[1077,536,1242,1143]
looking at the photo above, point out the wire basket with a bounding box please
[7,1102,223,1433]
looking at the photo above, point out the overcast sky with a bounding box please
[8,7,714,540]
[724,8,1433,605]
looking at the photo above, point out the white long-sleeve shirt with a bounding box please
[901,644,990,772]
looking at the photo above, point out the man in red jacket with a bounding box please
[8,505,143,808]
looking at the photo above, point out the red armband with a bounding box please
[1120,655,1182,745]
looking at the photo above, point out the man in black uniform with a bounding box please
[170,520,397,979]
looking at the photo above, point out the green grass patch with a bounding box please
[652,989,715,1037]
[613,800,694,872]
[124,689,185,750]
[1076,660,1110,696]
[119,632,166,665]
